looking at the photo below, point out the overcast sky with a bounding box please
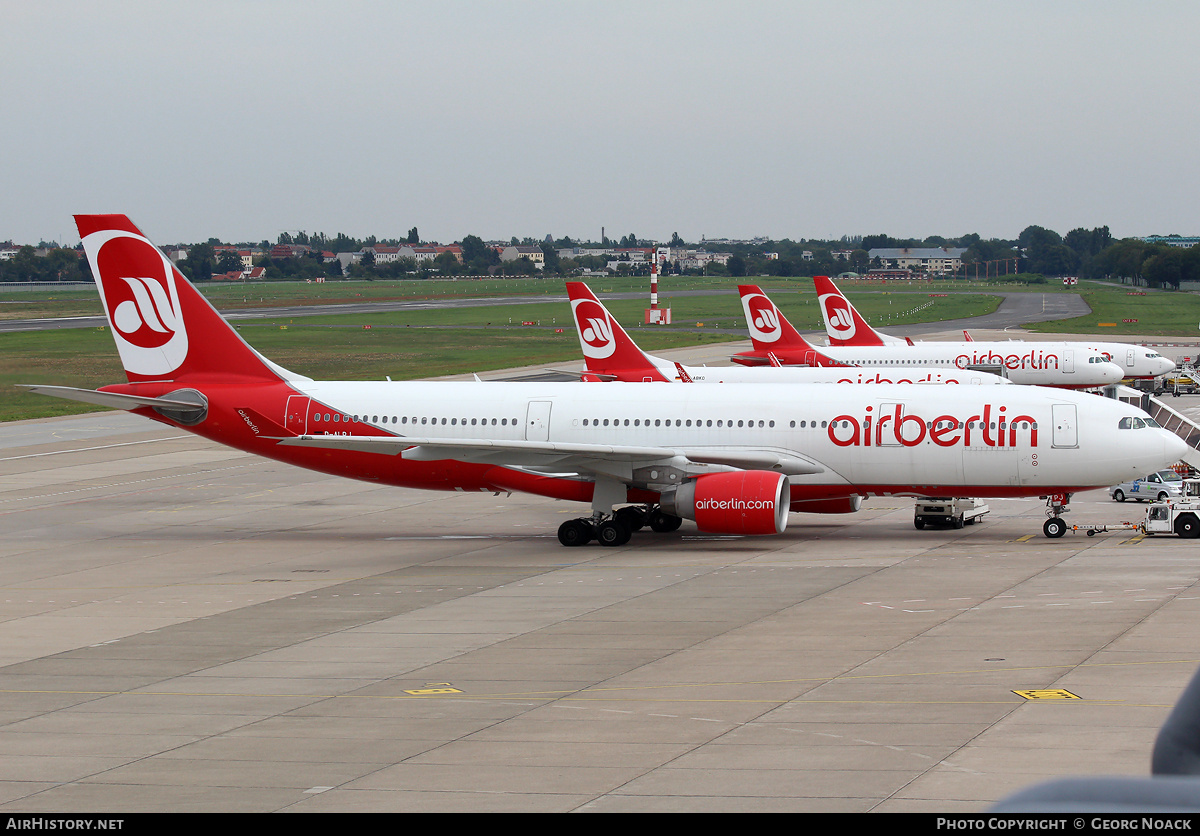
[5,1,1198,246]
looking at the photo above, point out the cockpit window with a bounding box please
[1118,417,1151,429]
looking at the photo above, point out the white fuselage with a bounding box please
[810,342,1125,387]
[655,358,1010,386]
[286,379,1185,499]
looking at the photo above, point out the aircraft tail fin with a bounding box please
[564,282,669,382]
[736,285,850,368]
[75,215,291,385]
[813,275,890,347]
[737,285,816,352]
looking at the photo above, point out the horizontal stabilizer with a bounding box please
[19,384,199,412]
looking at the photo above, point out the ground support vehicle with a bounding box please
[914,498,989,530]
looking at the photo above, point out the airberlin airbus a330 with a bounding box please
[734,284,1127,388]
[23,215,1187,547]
[812,275,1175,382]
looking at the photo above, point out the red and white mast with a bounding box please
[644,247,671,325]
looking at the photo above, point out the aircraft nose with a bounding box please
[1164,430,1190,465]
[1161,357,1177,374]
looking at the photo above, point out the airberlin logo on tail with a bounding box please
[85,228,189,376]
[819,293,855,340]
[743,294,782,342]
[571,298,616,359]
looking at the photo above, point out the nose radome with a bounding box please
[1165,431,1190,465]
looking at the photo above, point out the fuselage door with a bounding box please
[1063,350,1075,374]
[1052,403,1078,448]
[285,395,310,435]
[526,401,552,442]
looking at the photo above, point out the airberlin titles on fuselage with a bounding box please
[954,348,1070,371]
[826,403,1035,448]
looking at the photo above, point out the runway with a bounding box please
[2,388,1200,812]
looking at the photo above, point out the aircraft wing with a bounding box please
[273,434,825,477]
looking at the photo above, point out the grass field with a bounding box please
[2,275,1196,422]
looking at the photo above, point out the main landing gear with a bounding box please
[1042,492,1073,538]
[557,505,683,548]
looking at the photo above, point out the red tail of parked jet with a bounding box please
[812,275,897,347]
[731,285,852,368]
[565,282,670,381]
[76,214,289,385]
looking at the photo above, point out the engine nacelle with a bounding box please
[790,495,863,514]
[660,471,790,535]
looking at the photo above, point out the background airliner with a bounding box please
[22,215,1187,549]
[735,285,1126,388]
[814,275,1175,381]
[566,281,1009,386]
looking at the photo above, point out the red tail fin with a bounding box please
[813,275,886,346]
[76,215,282,384]
[737,285,815,352]
[564,282,668,382]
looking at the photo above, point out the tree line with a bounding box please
[3,225,1199,288]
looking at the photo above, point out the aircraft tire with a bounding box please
[597,519,631,547]
[649,510,683,533]
[615,506,647,532]
[1043,518,1067,538]
[557,519,593,547]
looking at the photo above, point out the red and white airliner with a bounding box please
[23,215,1187,546]
[734,284,1127,388]
[566,281,1009,386]
[813,275,1175,381]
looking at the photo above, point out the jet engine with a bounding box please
[660,471,789,535]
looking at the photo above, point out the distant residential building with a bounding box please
[435,245,463,263]
[868,247,966,275]
[500,245,545,268]
[270,244,312,259]
[1142,236,1200,248]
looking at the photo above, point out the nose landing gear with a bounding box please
[1042,493,1073,538]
